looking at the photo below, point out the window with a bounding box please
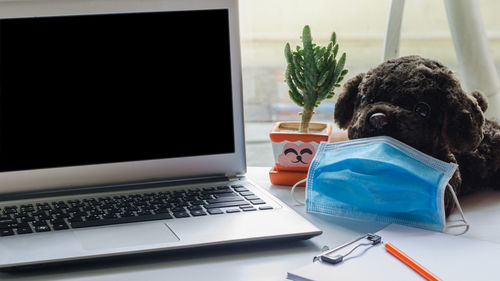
[240,0,500,166]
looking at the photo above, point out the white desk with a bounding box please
[2,166,500,281]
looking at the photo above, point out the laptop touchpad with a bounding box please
[74,222,179,251]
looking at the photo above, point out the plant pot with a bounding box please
[269,121,332,186]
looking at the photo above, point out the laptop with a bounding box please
[0,0,321,269]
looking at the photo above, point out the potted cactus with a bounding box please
[269,25,348,186]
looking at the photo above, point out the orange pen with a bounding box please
[385,242,442,281]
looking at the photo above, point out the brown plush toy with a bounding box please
[333,55,500,215]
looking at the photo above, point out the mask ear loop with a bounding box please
[444,183,470,235]
[291,178,307,206]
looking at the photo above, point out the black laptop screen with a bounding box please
[0,9,235,172]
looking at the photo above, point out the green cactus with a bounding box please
[285,25,348,133]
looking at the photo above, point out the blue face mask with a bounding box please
[303,136,468,233]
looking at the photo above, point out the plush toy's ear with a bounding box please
[470,90,488,112]
[334,73,365,129]
[442,89,486,152]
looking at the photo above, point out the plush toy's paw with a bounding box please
[470,91,488,112]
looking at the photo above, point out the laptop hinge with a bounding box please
[0,175,239,202]
[226,175,241,181]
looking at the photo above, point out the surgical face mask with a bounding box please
[300,136,468,233]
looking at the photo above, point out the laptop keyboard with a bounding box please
[0,184,274,236]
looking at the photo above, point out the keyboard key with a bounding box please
[71,213,173,228]
[204,189,234,194]
[35,225,51,232]
[244,195,260,201]
[239,191,254,196]
[3,207,18,215]
[136,210,152,216]
[173,211,190,218]
[33,220,48,227]
[207,208,223,215]
[215,192,239,197]
[153,208,170,214]
[17,227,33,234]
[52,222,69,230]
[11,222,29,229]
[188,205,203,211]
[206,196,243,204]
[242,208,257,212]
[19,216,35,223]
[53,212,70,219]
[85,214,101,221]
[0,229,14,236]
[172,206,187,212]
[20,204,35,212]
[37,203,52,210]
[233,187,248,192]
[226,209,240,213]
[259,206,273,210]
[205,201,249,209]
[68,216,84,223]
[120,211,136,218]
[0,215,11,221]
[102,213,119,219]
[189,200,204,206]
[0,218,15,225]
[190,210,207,216]
[250,199,266,205]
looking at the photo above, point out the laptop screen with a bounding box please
[0,9,235,172]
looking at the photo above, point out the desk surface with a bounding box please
[2,167,500,281]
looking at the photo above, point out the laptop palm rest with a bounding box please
[74,222,179,251]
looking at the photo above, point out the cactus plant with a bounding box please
[284,25,348,133]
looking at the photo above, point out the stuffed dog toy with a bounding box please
[334,55,500,215]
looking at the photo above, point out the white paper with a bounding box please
[287,224,500,281]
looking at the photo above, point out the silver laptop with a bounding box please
[0,0,321,269]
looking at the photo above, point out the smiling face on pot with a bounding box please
[277,142,316,168]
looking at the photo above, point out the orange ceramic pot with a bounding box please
[269,121,332,186]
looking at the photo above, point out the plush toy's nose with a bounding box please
[369,112,388,129]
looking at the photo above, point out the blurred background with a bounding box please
[240,0,500,166]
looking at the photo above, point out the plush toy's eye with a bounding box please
[360,95,375,104]
[360,95,366,103]
[414,102,431,118]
